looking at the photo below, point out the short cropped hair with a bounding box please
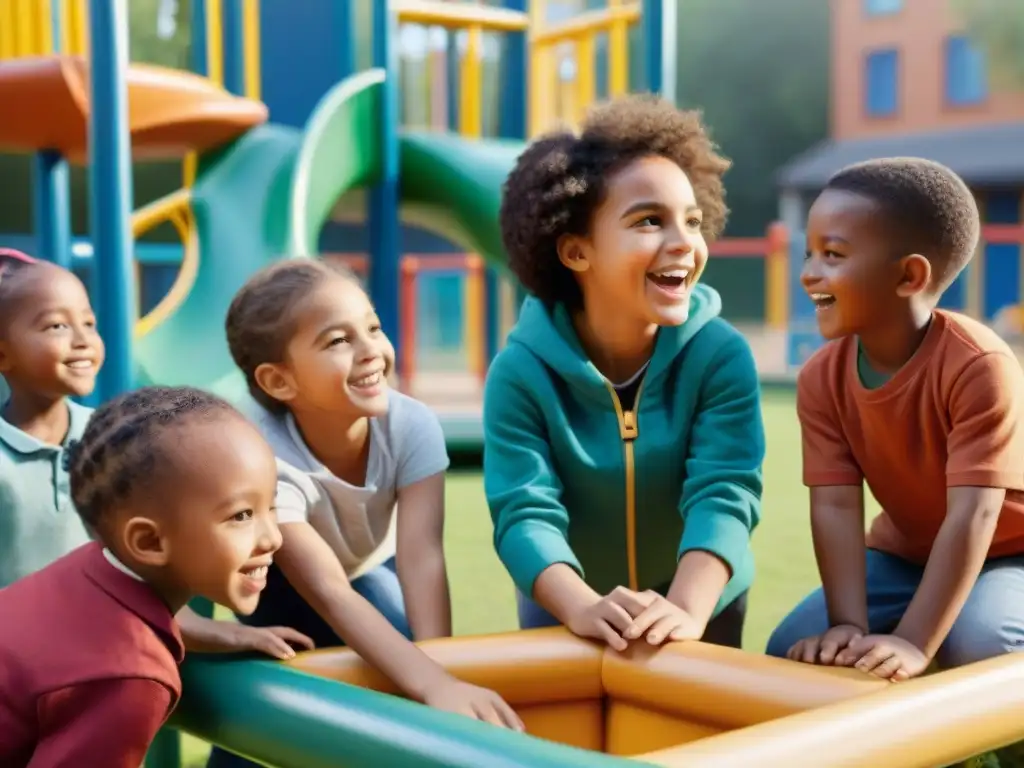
[825,157,980,293]
[499,94,731,308]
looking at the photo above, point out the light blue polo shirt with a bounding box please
[0,399,95,588]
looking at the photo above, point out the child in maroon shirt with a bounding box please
[0,386,282,767]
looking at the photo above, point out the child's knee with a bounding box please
[939,617,1024,668]
[766,623,798,658]
[765,600,831,659]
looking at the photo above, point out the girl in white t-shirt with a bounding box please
[208,260,520,767]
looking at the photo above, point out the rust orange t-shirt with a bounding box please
[797,310,1024,564]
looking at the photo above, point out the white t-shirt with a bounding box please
[246,391,450,580]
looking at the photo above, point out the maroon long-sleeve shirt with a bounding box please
[0,542,184,767]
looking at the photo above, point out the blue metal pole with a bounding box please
[369,1,402,359]
[336,0,355,79]
[88,0,136,401]
[491,0,528,361]
[642,0,676,102]
[222,0,245,95]
[191,0,209,77]
[32,152,72,269]
[446,32,459,130]
[33,0,71,269]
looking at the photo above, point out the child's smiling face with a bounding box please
[558,155,708,328]
[115,413,283,616]
[0,264,104,400]
[256,275,395,420]
[801,188,913,340]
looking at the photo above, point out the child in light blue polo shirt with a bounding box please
[0,251,310,661]
[0,251,100,587]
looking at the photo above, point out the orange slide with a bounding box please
[0,55,265,161]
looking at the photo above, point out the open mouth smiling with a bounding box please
[646,268,692,296]
[809,292,836,311]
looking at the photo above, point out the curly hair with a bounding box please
[225,259,362,412]
[67,385,241,532]
[824,157,980,293]
[499,94,731,308]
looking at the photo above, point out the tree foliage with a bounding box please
[951,0,1024,87]
[673,0,830,236]
[127,0,192,70]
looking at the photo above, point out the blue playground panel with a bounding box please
[786,233,825,369]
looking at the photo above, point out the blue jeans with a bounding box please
[205,557,410,768]
[766,549,1024,667]
[516,588,749,649]
[767,550,1024,766]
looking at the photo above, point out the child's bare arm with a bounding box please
[276,521,449,699]
[277,522,522,729]
[893,486,1004,659]
[175,605,313,660]
[811,485,869,632]
[395,471,452,641]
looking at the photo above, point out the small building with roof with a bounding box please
[777,0,1024,322]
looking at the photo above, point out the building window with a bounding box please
[864,0,903,15]
[945,35,988,106]
[864,49,899,117]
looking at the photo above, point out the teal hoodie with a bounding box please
[483,284,764,618]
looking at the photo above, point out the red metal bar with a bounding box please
[709,237,771,257]
[982,224,1024,244]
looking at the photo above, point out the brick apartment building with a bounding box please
[777,0,1024,320]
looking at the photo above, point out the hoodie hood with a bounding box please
[506,283,723,399]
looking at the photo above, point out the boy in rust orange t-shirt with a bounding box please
[766,158,1024,687]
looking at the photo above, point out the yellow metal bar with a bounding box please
[206,0,224,86]
[37,0,53,53]
[463,256,484,382]
[498,275,517,348]
[575,34,595,124]
[459,24,483,138]
[60,0,75,55]
[528,0,554,136]
[64,0,88,56]
[0,0,15,59]
[607,0,628,95]
[15,0,33,56]
[530,3,640,47]
[132,189,197,337]
[396,0,528,32]
[558,71,574,127]
[764,223,790,330]
[242,0,261,100]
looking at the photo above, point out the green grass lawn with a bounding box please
[181,390,876,767]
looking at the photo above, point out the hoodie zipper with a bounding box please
[602,377,646,592]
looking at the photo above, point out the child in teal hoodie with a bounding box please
[484,95,764,652]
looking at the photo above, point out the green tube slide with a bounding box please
[172,655,650,767]
[134,67,522,398]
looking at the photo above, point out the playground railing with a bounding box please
[0,0,93,59]
[329,251,489,394]
[129,188,195,337]
[395,0,528,140]
[710,222,790,331]
[528,0,641,133]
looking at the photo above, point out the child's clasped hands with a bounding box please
[567,586,705,651]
